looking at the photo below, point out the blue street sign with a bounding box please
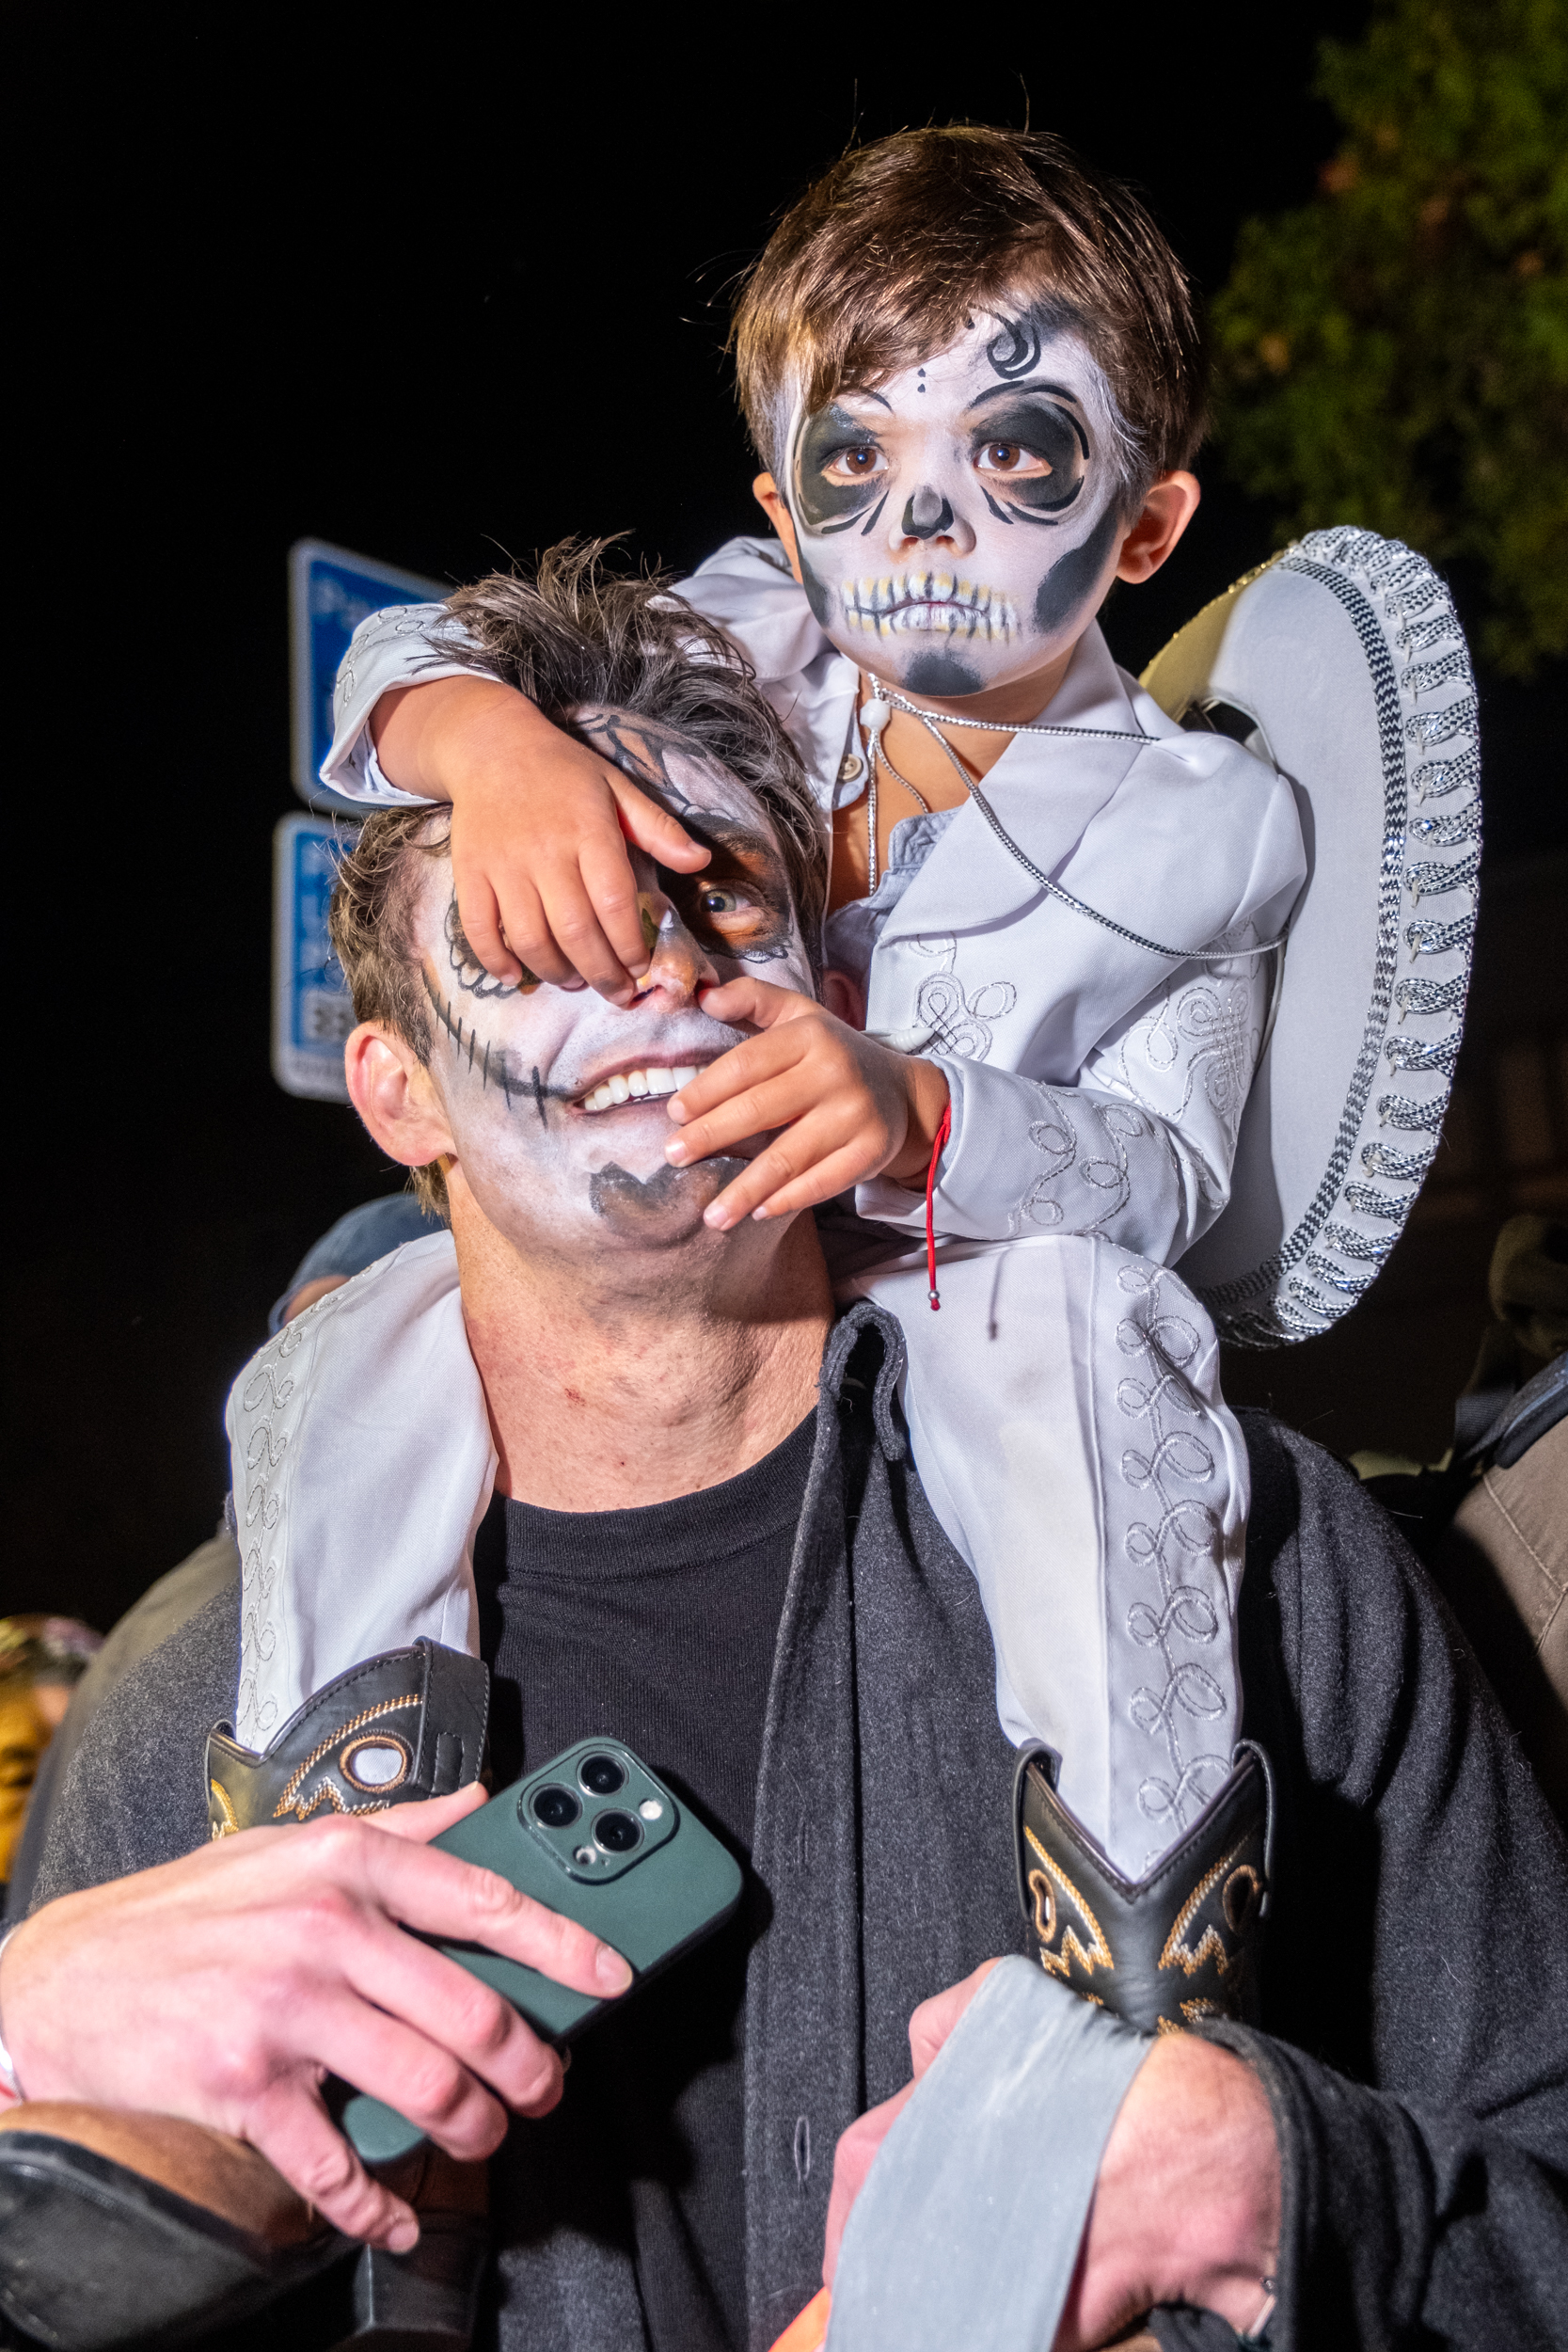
[273,813,361,1101]
[289,537,446,808]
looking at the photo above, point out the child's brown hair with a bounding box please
[733,126,1205,510]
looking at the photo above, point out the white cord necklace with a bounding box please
[857,681,1287,964]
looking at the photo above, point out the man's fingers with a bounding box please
[322,1941,562,2139]
[822,2084,916,2287]
[609,774,711,873]
[353,1828,633,2001]
[368,1785,489,1845]
[336,1918,565,2120]
[244,2079,420,2252]
[908,1960,1001,2079]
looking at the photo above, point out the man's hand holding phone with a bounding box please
[0,1786,631,2252]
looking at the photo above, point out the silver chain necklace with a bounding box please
[858,681,1287,964]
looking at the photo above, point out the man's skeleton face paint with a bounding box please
[412,710,815,1256]
[786,306,1128,698]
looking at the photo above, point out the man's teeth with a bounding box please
[580,1064,707,1113]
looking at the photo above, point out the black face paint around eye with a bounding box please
[972,397,1088,519]
[1033,501,1121,636]
[794,403,887,533]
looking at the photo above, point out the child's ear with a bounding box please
[752,473,805,586]
[1115,471,1202,585]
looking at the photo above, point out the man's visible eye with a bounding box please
[821,445,886,484]
[701,886,743,915]
[976,440,1051,476]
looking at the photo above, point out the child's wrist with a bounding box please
[373,674,543,798]
[885,1059,951,1188]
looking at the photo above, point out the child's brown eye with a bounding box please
[980,441,1048,474]
[826,446,883,480]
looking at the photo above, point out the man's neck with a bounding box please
[448,1184,833,1512]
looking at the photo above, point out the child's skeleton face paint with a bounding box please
[785,306,1129,698]
[411,712,816,1256]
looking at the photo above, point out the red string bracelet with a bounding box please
[925,1103,952,1311]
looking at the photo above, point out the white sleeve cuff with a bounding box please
[319,601,501,806]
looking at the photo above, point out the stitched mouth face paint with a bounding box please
[409,712,814,1250]
[838,570,1021,643]
[785,307,1128,698]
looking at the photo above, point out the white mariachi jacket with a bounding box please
[324,538,1307,1267]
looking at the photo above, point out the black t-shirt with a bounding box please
[475,1408,817,2351]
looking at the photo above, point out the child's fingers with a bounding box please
[576,832,659,983]
[458,862,579,990]
[696,976,815,1031]
[704,1121,879,1229]
[665,1029,806,1129]
[523,859,641,1001]
[665,1060,840,1170]
[608,775,712,874]
[451,872,525,986]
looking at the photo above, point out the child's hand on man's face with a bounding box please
[662,977,952,1227]
[371,676,710,1000]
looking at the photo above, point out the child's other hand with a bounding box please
[662,977,951,1229]
[372,677,709,999]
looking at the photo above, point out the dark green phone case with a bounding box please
[340,1738,744,2163]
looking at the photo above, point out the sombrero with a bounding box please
[1145,527,1481,1343]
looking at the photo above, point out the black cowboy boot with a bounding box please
[0,2104,347,2349]
[0,1645,495,2352]
[1013,1743,1272,2034]
[331,2144,491,2352]
[207,1638,489,1836]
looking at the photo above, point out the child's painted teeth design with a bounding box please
[580,1064,706,1112]
[839,574,1019,641]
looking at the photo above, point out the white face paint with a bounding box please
[784,306,1130,698]
[412,711,815,1256]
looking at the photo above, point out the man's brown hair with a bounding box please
[328,541,825,1215]
[732,126,1206,508]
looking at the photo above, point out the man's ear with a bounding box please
[1115,470,1202,585]
[344,1024,455,1170]
[752,473,805,587]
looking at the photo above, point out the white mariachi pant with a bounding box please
[839,1234,1248,1881]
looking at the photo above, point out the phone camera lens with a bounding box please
[578,1753,626,1797]
[594,1809,642,1854]
[531,1784,581,1829]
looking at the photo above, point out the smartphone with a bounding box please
[337,1737,745,2163]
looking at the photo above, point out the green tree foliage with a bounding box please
[1211,0,1567,674]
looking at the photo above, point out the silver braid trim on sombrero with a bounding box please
[1193,528,1479,1346]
